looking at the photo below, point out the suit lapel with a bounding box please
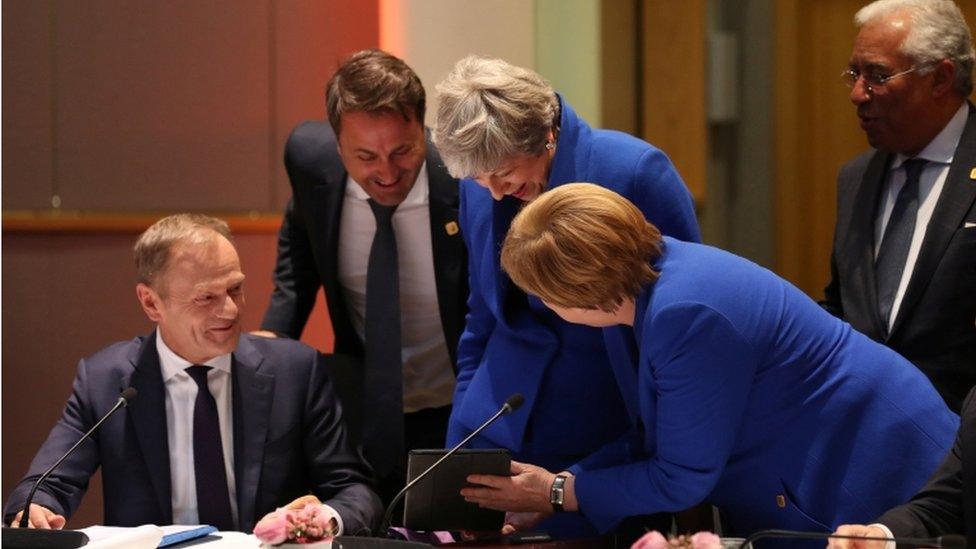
[125,332,173,523]
[231,337,275,529]
[851,151,892,338]
[891,108,976,338]
[425,140,465,368]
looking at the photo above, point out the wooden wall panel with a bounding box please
[273,1,380,212]
[2,0,55,209]
[53,1,272,211]
[641,0,707,203]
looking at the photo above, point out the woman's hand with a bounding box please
[461,461,558,513]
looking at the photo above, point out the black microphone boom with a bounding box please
[379,393,524,534]
[3,388,137,549]
[739,528,966,548]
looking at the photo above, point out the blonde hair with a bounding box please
[134,214,233,288]
[501,183,662,312]
[433,55,559,179]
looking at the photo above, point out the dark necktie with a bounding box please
[875,158,927,334]
[186,365,234,530]
[363,200,404,479]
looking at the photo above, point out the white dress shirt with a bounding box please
[156,331,238,527]
[874,102,969,328]
[337,162,456,413]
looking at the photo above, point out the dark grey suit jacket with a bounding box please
[880,387,976,544]
[3,333,382,534]
[821,103,976,411]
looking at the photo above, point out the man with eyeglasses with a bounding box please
[821,0,975,413]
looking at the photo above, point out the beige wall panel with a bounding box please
[380,0,536,128]
[641,0,707,203]
[272,1,379,212]
[2,0,55,209]
[53,0,271,212]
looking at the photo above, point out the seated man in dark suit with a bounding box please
[4,214,381,534]
[829,383,976,548]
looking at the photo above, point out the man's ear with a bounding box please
[930,58,957,97]
[136,283,163,322]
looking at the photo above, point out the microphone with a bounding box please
[379,393,524,534]
[738,528,966,548]
[3,387,138,547]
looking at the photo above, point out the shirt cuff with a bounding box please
[322,504,343,536]
[870,523,896,549]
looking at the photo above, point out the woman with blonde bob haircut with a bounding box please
[434,55,700,538]
[463,183,958,546]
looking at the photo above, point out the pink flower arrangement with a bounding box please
[253,503,337,546]
[632,530,723,549]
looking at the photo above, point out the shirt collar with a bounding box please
[346,161,429,207]
[156,329,232,382]
[891,102,969,170]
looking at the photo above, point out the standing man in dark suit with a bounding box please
[257,49,466,502]
[4,214,381,534]
[828,383,976,548]
[822,0,976,411]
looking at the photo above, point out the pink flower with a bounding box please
[689,531,722,549]
[632,530,672,549]
[253,509,291,545]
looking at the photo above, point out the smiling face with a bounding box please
[473,139,554,202]
[848,13,941,155]
[336,110,427,206]
[137,232,245,364]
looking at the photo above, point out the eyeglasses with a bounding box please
[841,61,940,93]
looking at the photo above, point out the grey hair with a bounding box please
[433,55,559,179]
[856,0,974,96]
[134,213,234,288]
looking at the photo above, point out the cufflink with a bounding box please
[445,221,460,236]
[970,167,976,180]
[776,494,786,508]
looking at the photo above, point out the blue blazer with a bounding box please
[3,333,382,534]
[448,97,701,471]
[572,238,958,539]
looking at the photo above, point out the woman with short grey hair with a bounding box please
[433,55,702,540]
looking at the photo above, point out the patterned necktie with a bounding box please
[362,200,404,479]
[875,158,927,334]
[185,365,234,530]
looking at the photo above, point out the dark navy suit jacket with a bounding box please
[3,333,382,534]
[572,238,958,542]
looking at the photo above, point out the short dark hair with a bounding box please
[326,49,426,135]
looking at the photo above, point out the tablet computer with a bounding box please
[402,448,510,532]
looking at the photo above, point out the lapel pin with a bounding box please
[445,221,460,236]
[969,167,976,180]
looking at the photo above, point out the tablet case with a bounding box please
[402,449,510,532]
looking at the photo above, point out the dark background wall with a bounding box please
[2,0,378,527]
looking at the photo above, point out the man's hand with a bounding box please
[284,494,322,510]
[250,330,278,338]
[461,461,556,513]
[826,524,889,549]
[10,504,66,529]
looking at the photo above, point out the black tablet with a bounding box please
[402,448,511,532]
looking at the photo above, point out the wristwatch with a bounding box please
[549,474,567,512]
